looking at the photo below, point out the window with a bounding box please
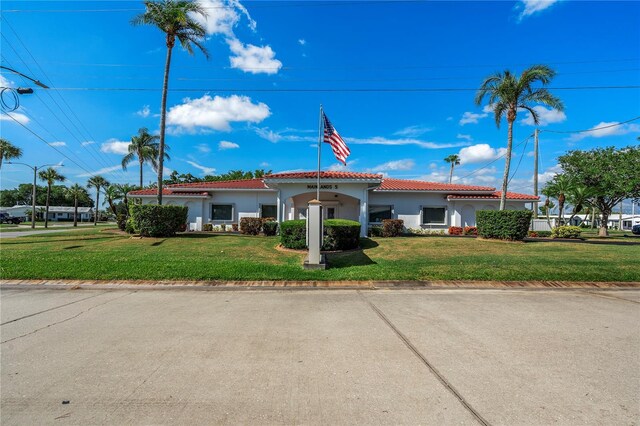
[261,204,277,219]
[369,205,392,223]
[422,207,447,225]
[298,208,307,219]
[211,204,233,221]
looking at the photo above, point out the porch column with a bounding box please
[359,187,368,238]
[276,189,282,223]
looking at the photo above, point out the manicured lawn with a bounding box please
[1,228,638,282]
[0,223,112,233]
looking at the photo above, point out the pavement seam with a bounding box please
[0,292,107,326]
[577,291,640,305]
[0,291,135,344]
[357,290,492,426]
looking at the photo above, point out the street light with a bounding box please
[0,66,49,89]
[5,162,60,229]
[0,66,48,113]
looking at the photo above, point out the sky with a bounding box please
[1,0,639,199]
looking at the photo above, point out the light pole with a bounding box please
[6,162,58,228]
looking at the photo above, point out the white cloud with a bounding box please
[254,127,316,143]
[568,121,640,142]
[101,139,130,155]
[167,94,270,133]
[193,0,255,36]
[520,106,566,126]
[0,112,30,125]
[518,0,560,19]
[347,137,469,149]
[136,105,150,118]
[77,165,122,178]
[196,143,211,153]
[459,111,488,126]
[260,161,270,167]
[227,38,282,74]
[186,160,216,176]
[327,159,357,172]
[218,140,239,150]
[538,164,563,184]
[50,141,66,147]
[81,141,96,146]
[0,74,14,87]
[393,125,432,137]
[298,39,306,46]
[457,133,473,142]
[419,171,449,183]
[369,159,415,173]
[458,144,507,164]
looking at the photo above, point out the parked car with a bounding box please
[632,224,640,235]
[0,212,22,224]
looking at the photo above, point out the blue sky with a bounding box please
[1,0,639,196]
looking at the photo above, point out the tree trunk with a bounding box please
[139,158,144,189]
[157,39,174,206]
[73,197,78,227]
[499,118,514,211]
[94,191,100,226]
[448,162,454,184]
[45,184,51,228]
[599,210,609,237]
[558,200,564,227]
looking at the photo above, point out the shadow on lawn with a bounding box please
[3,236,121,246]
[327,239,378,269]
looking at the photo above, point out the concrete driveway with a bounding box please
[1,288,638,425]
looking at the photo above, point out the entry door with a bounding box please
[324,206,337,220]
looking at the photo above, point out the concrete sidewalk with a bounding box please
[1,288,638,425]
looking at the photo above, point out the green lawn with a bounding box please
[0,223,112,233]
[1,228,638,282]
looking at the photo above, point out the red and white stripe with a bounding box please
[323,113,350,165]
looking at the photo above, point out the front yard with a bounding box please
[0,228,638,282]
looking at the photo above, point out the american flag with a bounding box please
[323,112,350,166]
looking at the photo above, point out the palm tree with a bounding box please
[87,175,110,226]
[38,167,66,228]
[566,184,593,226]
[0,138,23,169]
[65,184,89,227]
[103,184,124,216]
[543,174,574,226]
[475,65,564,210]
[116,183,138,211]
[121,128,168,188]
[132,0,209,205]
[444,154,461,184]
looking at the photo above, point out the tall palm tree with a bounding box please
[0,138,23,169]
[475,65,564,210]
[65,184,90,227]
[116,183,138,212]
[38,167,66,228]
[132,0,209,205]
[543,174,574,226]
[103,184,124,216]
[87,175,110,226]
[121,127,168,188]
[566,184,593,226]
[444,154,461,184]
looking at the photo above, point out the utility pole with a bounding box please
[6,162,58,228]
[533,128,539,219]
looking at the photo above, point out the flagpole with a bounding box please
[317,104,323,201]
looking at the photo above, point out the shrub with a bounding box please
[240,217,262,235]
[125,217,137,234]
[221,223,227,232]
[537,230,552,237]
[116,213,127,231]
[408,228,445,236]
[129,204,187,237]
[476,210,532,241]
[368,226,383,237]
[382,219,404,237]
[448,226,463,235]
[323,219,360,250]
[280,220,307,249]
[463,226,477,236]
[263,221,278,236]
[551,225,582,239]
[528,231,538,237]
[203,223,213,232]
[231,223,238,232]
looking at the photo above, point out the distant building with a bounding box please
[0,205,94,222]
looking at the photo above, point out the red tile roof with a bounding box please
[265,171,383,180]
[166,178,269,190]
[128,189,209,196]
[377,178,494,192]
[447,191,539,201]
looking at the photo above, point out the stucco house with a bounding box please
[1,205,94,222]
[128,171,539,237]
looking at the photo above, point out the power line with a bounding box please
[540,115,640,134]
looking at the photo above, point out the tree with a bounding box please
[38,167,66,228]
[132,0,209,205]
[565,184,594,226]
[0,138,22,169]
[444,154,461,184]
[475,65,563,210]
[539,198,556,228]
[116,183,138,212]
[87,176,110,226]
[542,174,575,226]
[65,184,90,227]
[558,146,640,236]
[122,127,168,188]
[103,184,124,216]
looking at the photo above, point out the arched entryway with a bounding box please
[287,191,360,222]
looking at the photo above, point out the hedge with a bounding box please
[323,219,360,250]
[551,225,582,239]
[463,226,478,236]
[476,210,532,241]
[382,219,404,237]
[280,220,307,249]
[262,220,278,236]
[129,204,188,237]
[240,217,262,235]
[448,226,463,235]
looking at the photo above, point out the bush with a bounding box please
[551,225,582,239]
[448,226,463,235]
[323,219,360,250]
[231,223,238,232]
[263,220,278,236]
[240,217,262,235]
[463,226,478,236]
[116,213,127,231]
[280,220,307,249]
[203,223,213,232]
[528,230,551,238]
[129,204,188,237]
[382,219,404,237]
[476,210,532,241]
[125,217,137,234]
[368,226,383,237]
